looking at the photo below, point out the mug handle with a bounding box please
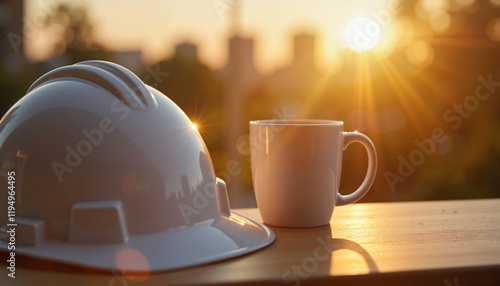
[336,132,377,206]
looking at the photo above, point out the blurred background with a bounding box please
[1,0,500,207]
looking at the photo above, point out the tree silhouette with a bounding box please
[42,4,109,64]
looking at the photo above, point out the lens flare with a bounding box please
[487,17,500,42]
[405,41,434,67]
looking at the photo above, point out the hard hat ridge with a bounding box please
[27,60,157,111]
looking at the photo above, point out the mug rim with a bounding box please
[250,119,343,126]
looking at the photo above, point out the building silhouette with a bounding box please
[175,42,198,62]
[0,0,25,72]
[222,34,261,203]
[291,33,317,72]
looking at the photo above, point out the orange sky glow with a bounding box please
[24,0,389,74]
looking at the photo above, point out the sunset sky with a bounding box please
[12,0,500,204]
[25,0,388,74]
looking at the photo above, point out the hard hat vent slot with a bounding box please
[68,200,129,244]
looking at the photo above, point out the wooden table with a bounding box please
[1,199,500,285]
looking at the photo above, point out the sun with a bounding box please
[345,17,381,51]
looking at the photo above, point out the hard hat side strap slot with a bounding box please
[216,178,231,217]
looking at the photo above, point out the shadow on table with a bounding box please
[330,237,379,273]
[268,223,378,284]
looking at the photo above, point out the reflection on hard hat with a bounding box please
[230,215,247,226]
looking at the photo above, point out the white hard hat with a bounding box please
[0,61,274,272]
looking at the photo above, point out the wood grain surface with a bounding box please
[1,199,499,286]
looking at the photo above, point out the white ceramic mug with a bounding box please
[250,119,377,228]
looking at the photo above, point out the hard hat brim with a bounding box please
[0,211,275,272]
